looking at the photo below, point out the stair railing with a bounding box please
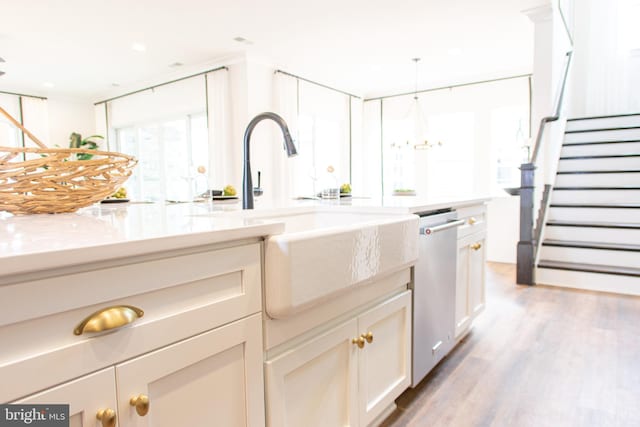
[517,5,574,285]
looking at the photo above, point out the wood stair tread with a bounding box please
[542,239,640,252]
[562,139,640,147]
[567,113,640,121]
[549,203,640,209]
[546,220,640,229]
[565,126,640,134]
[537,260,640,277]
[556,170,640,174]
[559,154,640,160]
[553,186,640,190]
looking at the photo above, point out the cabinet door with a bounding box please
[115,313,264,427]
[455,239,472,339]
[265,319,359,427]
[14,368,117,427]
[469,237,486,318]
[357,291,411,427]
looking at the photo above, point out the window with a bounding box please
[490,106,530,194]
[0,94,21,149]
[275,75,352,198]
[115,114,208,201]
[105,74,211,202]
[372,77,529,198]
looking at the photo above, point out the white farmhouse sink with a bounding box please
[256,210,418,319]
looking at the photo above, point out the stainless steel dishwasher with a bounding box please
[411,210,465,387]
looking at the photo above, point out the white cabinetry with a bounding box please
[265,290,411,427]
[116,314,263,427]
[455,205,487,340]
[14,368,117,427]
[3,242,265,427]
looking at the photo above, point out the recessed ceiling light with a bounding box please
[447,48,462,56]
[131,43,146,52]
[169,62,183,68]
[42,82,54,88]
[233,36,253,45]
[111,83,121,87]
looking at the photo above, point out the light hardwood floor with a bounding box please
[383,262,640,427]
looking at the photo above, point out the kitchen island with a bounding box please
[0,196,488,427]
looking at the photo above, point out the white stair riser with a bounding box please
[547,207,640,223]
[561,142,640,157]
[544,226,640,244]
[539,246,640,269]
[566,116,640,131]
[564,128,640,143]
[555,172,640,187]
[536,267,640,296]
[551,190,640,204]
[558,157,640,172]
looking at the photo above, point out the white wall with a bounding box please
[46,96,95,147]
[568,0,638,116]
[0,93,95,149]
[224,56,288,205]
[487,196,520,263]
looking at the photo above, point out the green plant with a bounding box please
[69,132,102,160]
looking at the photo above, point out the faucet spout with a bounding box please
[243,112,297,209]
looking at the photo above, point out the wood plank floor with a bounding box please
[382,262,640,427]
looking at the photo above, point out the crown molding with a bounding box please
[522,3,553,23]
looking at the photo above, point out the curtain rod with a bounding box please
[274,70,361,99]
[364,73,533,102]
[0,90,47,100]
[94,65,229,105]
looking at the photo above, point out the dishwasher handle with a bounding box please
[420,219,465,236]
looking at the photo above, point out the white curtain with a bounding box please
[361,100,383,198]
[0,93,21,147]
[21,97,49,155]
[206,70,232,189]
[94,103,108,150]
[571,0,635,115]
[349,96,364,195]
[273,72,299,198]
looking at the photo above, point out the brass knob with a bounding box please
[130,394,150,417]
[471,242,482,251]
[361,331,374,344]
[352,337,365,349]
[96,408,116,427]
[468,217,477,225]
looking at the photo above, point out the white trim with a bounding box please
[536,267,640,296]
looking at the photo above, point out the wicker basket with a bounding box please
[0,107,137,215]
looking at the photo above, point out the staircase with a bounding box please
[536,113,640,295]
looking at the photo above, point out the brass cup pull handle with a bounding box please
[74,305,144,335]
[468,217,477,225]
[352,337,365,349]
[471,243,482,251]
[130,394,150,417]
[361,331,374,344]
[96,408,116,427]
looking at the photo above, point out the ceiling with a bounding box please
[0,0,533,101]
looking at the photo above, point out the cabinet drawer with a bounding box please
[0,243,261,403]
[456,204,487,238]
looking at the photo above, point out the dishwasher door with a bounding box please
[412,211,463,386]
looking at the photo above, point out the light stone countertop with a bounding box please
[0,194,489,277]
